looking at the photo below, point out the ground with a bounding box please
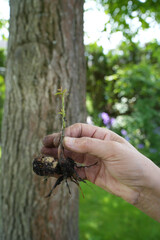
[79,182,160,240]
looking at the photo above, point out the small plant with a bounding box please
[33,88,97,197]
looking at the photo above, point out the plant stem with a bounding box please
[61,91,66,142]
[55,88,67,158]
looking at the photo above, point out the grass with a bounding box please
[79,182,160,240]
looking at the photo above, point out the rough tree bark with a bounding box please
[0,0,86,239]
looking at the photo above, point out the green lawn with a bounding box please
[79,182,160,240]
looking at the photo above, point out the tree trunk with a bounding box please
[0,0,86,239]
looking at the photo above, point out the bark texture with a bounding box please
[0,0,86,239]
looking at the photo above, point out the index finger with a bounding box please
[42,123,99,148]
[43,123,125,148]
[65,123,125,143]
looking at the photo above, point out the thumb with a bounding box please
[63,136,116,159]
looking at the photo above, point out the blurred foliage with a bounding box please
[0,19,7,29]
[86,40,160,164]
[0,19,8,40]
[0,49,6,138]
[98,0,160,40]
[0,75,5,132]
[0,48,6,67]
[0,18,8,141]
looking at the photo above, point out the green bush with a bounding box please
[0,48,6,138]
[86,40,160,164]
[0,75,5,133]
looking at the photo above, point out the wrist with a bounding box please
[133,157,160,222]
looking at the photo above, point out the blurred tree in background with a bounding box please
[0,0,85,239]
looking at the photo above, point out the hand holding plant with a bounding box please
[42,123,160,222]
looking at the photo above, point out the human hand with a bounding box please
[42,123,160,221]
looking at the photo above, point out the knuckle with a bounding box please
[72,123,82,135]
[65,123,82,137]
[72,123,82,129]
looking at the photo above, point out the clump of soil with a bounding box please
[33,147,97,197]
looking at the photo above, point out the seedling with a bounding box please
[33,88,97,197]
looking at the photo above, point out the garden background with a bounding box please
[0,0,160,239]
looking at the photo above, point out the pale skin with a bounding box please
[42,123,160,222]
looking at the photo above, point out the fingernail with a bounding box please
[64,137,75,147]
